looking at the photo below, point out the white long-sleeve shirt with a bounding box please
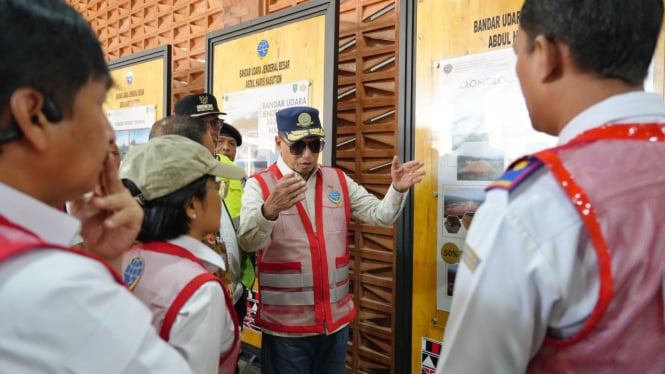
[0,183,193,374]
[164,235,235,374]
[436,92,665,373]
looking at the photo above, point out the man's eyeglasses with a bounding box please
[282,138,325,155]
[202,118,223,132]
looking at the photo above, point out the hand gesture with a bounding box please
[391,156,426,192]
[261,173,308,220]
[68,157,143,272]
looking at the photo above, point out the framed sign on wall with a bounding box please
[106,45,171,158]
[206,0,339,178]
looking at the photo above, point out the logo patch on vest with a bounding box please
[123,255,144,291]
[328,190,342,204]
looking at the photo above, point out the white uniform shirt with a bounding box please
[0,183,193,374]
[166,235,235,374]
[436,92,665,373]
[219,202,244,304]
[238,157,408,252]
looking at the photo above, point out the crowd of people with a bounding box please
[1,0,664,373]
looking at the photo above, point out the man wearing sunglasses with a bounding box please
[174,93,225,148]
[237,106,425,374]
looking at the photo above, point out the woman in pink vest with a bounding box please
[119,134,245,374]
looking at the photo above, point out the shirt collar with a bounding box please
[0,183,80,246]
[559,91,665,144]
[168,235,225,271]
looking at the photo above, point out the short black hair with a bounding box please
[0,0,111,119]
[123,176,210,243]
[520,0,663,86]
[149,115,208,141]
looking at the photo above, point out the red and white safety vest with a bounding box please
[253,164,355,334]
[0,215,122,283]
[122,242,241,374]
[527,123,665,373]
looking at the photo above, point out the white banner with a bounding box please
[220,80,310,175]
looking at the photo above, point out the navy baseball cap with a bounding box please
[276,106,325,142]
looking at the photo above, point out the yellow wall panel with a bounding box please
[411,1,665,373]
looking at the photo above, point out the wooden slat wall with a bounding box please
[67,0,262,112]
[335,1,399,372]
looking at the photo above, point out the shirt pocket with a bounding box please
[321,198,346,233]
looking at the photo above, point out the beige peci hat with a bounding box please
[119,135,245,204]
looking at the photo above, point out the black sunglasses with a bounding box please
[283,138,325,155]
[202,118,223,131]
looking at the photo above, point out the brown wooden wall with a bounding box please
[335,1,400,373]
[68,0,263,111]
[69,0,403,372]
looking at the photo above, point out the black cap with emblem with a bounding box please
[174,93,226,118]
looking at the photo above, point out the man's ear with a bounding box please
[9,88,50,152]
[533,34,564,83]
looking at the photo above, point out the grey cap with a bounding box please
[119,135,245,203]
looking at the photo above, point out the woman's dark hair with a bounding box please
[122,175,210,243]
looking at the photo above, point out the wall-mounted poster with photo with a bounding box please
[435,48,557,312]
[220,80,310,177]
[106,45,171,159]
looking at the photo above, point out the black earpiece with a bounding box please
[0,93,63,145]
[41,96,63,123]
[0,119,21,145]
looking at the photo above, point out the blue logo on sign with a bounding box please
[257,39,269,59]
[126,71,134,85]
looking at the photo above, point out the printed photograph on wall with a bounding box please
[221,80,310,176]
[434,48,559,312]
[107,105,156,159]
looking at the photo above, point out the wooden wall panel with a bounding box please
[411,3,526,372]
[68,0,263,113]
[411,1,665,373]
[337,1,399,373]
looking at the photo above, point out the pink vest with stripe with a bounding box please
[0,215,123,283]
[526,124,665,373]
[253,165,355,334]
[122,242,241,373]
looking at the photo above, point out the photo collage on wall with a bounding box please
[435,48,557,312]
